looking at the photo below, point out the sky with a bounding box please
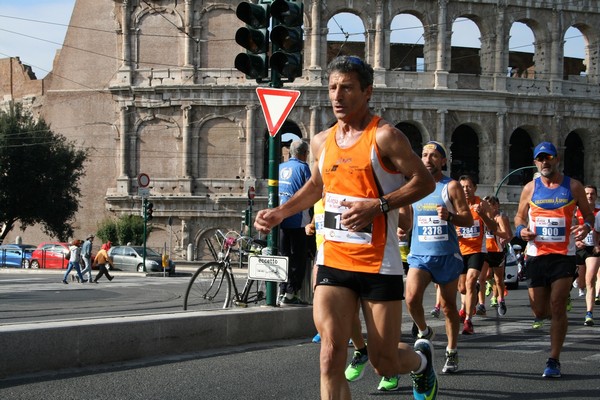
[0,2,585,79]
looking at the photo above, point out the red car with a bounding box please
[30,242,71,269]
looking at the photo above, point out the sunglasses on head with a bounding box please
[535,154,555,162]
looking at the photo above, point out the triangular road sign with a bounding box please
[256,87,301,137]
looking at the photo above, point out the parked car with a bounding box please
[504,243,520,290]
[0,244,36,268]
[108,245,176,274]
[30,242,71,269]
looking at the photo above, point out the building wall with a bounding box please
[2,0,600,260]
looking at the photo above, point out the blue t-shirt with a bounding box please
[279,158,311,229]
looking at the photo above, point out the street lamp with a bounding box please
[494,165,538,198]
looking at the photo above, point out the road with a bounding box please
[0,269,599,399]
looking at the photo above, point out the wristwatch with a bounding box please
[379,197,389,214]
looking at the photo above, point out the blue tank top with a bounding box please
[410,175,460,256]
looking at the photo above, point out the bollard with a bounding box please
[187,243,193,261]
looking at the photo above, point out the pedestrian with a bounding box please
[456,175,497,334]
[62,239,86,284]
[254,55,438,400]
[514,141,594,378]
[478,195,513,316]
[93,242,114,283]
[278,139,312,306]
[403,141,473,374]
[80,234,95,283]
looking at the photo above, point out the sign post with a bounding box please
[256,87,301,306]
[138,173,151,273]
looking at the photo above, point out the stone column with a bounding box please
[435,0,449,89]
[437,109,448,145]
[495,112,506,187]
[121,0,131,69]
[493,4,507,91]
[309,0,320,69]
[245,105,258,179]
[181,104,192,177]
[373,0,384,70]
[119,106,129,178]
[184,0,193,67]
[550,7,564,93]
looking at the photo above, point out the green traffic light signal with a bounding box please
[234,2,271,81]
[270,0,303,82]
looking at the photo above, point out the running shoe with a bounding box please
[542,358,561,378]
[430,307,441,319]
[411,339,438,400]
[475,304,486,316]
[377,375,400,391]
[312,333,321,343]
[485,279,493,297]
[411,321,419,338]
[442,351,459,374]
[417,326,435,341]
[462,319,474,335]
[458,308,466,322]
[578,288,586,297]
[595,296,600,306]
[345,350,369,382]
[498,300,507,316]
[490,296,498,308]
[566,296,572,312]
[280,296,308,306]
[584,312,594,326]
[532,318,544,329]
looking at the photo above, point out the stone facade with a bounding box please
[1,0,600,260]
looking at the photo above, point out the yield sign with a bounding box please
[256,87,301,137]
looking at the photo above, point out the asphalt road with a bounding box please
[1,269,599,399]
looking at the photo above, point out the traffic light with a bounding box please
[270,0,304,82]
[144,200,154,221]
[234,1,271,82]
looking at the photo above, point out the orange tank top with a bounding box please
[316,116,405,275]
[457,196,487,255]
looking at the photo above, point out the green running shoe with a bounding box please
[532,318,544,329]
[566,296,572,312]
[490,296,498,308]
[485,279,493,297]
[377,375,400,391]
[411,339,438,400]
[345,350,369,382]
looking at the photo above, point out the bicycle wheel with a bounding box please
[237,278,267,306]
[183,262,232,310]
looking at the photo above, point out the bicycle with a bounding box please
[183,230,268,310]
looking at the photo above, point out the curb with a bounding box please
[0,306,315,378]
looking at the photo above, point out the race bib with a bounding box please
[416,215,449,242]
[323,193,373,244]
[459,220,480,239]
[534,217,566,242]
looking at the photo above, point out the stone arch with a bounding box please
[135,114,182,179]
[564,131,584,183]
[508,22,536,78]
[326,11,367,64]
[196,115,242,179]
[199,4,237,69]
[389,13,426,72]
[563,25,589,79]
[262,120,304,180]
[396,121,425,155]
[133,5,184,69]
[450,16,482,75]
[450,124,480,183]
[508,128,535,185]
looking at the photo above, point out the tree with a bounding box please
[0,103,88,242]
[96,214,150,246]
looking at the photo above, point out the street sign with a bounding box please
[138,173,150,188]
[248,255,288,282]
[256,87,301,137]
[247,186,256,200]
[138,188,150,197]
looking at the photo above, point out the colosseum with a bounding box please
[1,0,600,260]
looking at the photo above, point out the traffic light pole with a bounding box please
[266,71,282,306]
[142,198,147,273]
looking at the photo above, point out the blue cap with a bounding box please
[533,142,557,158]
